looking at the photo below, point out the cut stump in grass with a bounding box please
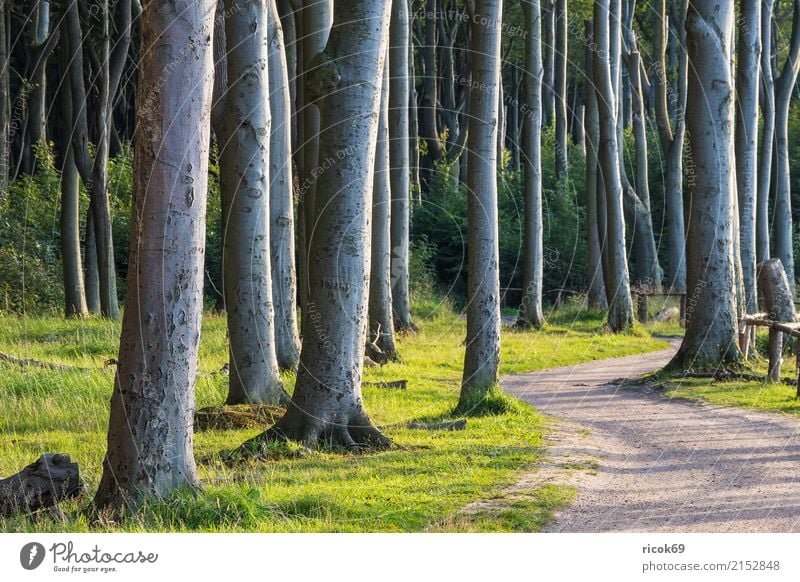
[0,454,83,516]
[407,419,467,431]
[194,405,285,431]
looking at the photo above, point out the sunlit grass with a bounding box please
[0,302,669,532]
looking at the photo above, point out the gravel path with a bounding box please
[501,341,800,532]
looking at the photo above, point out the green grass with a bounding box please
[0,303,669,532]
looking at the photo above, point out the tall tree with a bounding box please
[64,0,131,319]
[771,0,800,291]
[457,0,503,413]
[655,0,688,294]
[541,0,554,127]
[268,0,302,371]
[243,0,392,449]
[594,0,633,332]
[0,0,7,194]
[735,0,761,314]
[553,0,567,180]
[517,0,545,328]
[757,0,775,265]
[584,18,607,310]
[389,0,416,332]
[368,57,399,362]
[669,0,741,369]
[221,0,288,406]
[92,0,215,514]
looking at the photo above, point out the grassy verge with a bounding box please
[0,303,669,532]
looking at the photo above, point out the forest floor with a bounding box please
[504,340,800,532]
[0,302,672,532]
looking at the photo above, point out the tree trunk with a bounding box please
[553,0,567,180]
[244,0,392,450]
[669,0,741,370]
[517,0,545,328]
[221,0,288,406]
[419,0,442,189]
[84,210,101,314]
[0,0,8,195]
[656,0,688,294]
[758,258,798,323]
[584,19,607,310]
[93,0,214,514]
[268,0,301,372]
[594,0,634,332]
[276,0,297,154]
[772,1,800,292]
[1,454,82,517]
[735,0,761,314]
[457,0,503,412]
[389,0,416,332]
[369,58,399,362]
[541,0,554,127]
[298,0,333,316]
[58,41,87,317]
[757,0,775,265]
[211,0,228,140]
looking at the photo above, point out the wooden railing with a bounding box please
[740,314,800,394]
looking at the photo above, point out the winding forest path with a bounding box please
[501,341,800,532]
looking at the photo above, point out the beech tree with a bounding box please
[594,0,633,332]
[244,0,392,449]
[735,0,761,314]
[221,0,288,406]
[458,0,503,412]
[553,0,567,181]
[268,0,302,371]
[757,0,775,265]
[770,0,800,291]
[517,0,545,328]
[669,0,741,369]
[93,0,215,513]
[389,0,416,333]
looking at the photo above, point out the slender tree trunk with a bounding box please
[553,0,567,180]
[669,0,741,369]
[276,0,297,154]
[757,0,775,265]
[369,58,399,362]
[268,0,301,372]
[517,0,545,328]
[92,0,214,514]
[584,19,607,310]
[594,0,633,332]
[409,35,421,198]
[656,0,688,294]
[735,0,761,314]
[458,0,503,412]
[0,0,8,195]
[390,0,416,332]
[541,0,554,127]
[221,0,288,406]
[58,38,87,318]
[84,210,101,313]
[244,0,392,450]
[211,0,228,141]
[419,0,441,189]
[772,0,800,292]
[28,1,51,156]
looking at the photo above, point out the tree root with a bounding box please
[678,369,797,386]
[0,351,96,373]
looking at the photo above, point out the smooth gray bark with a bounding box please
[389,0,416,332]
[594,0,633,332]
[458,0,503,411]
[584,19,607,310]
[735,0,761,314]
[517,0,545,328]
[757,0,775,265]
[268,0,301,372]
[655,0,688,294]
[669,0,741,369]
[58,41,87,318]
[221,0,287,405]
[246,0,392,449]
[93,0,214,513]
[541,0,554,127]
[0,1,7,194]
[553,0,567,180]
[771,0,800,292]
[369,58,399,362]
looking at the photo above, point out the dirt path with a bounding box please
[501,341,800,532]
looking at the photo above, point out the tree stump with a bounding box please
[758,259,797,322]
[0,454,83,516]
